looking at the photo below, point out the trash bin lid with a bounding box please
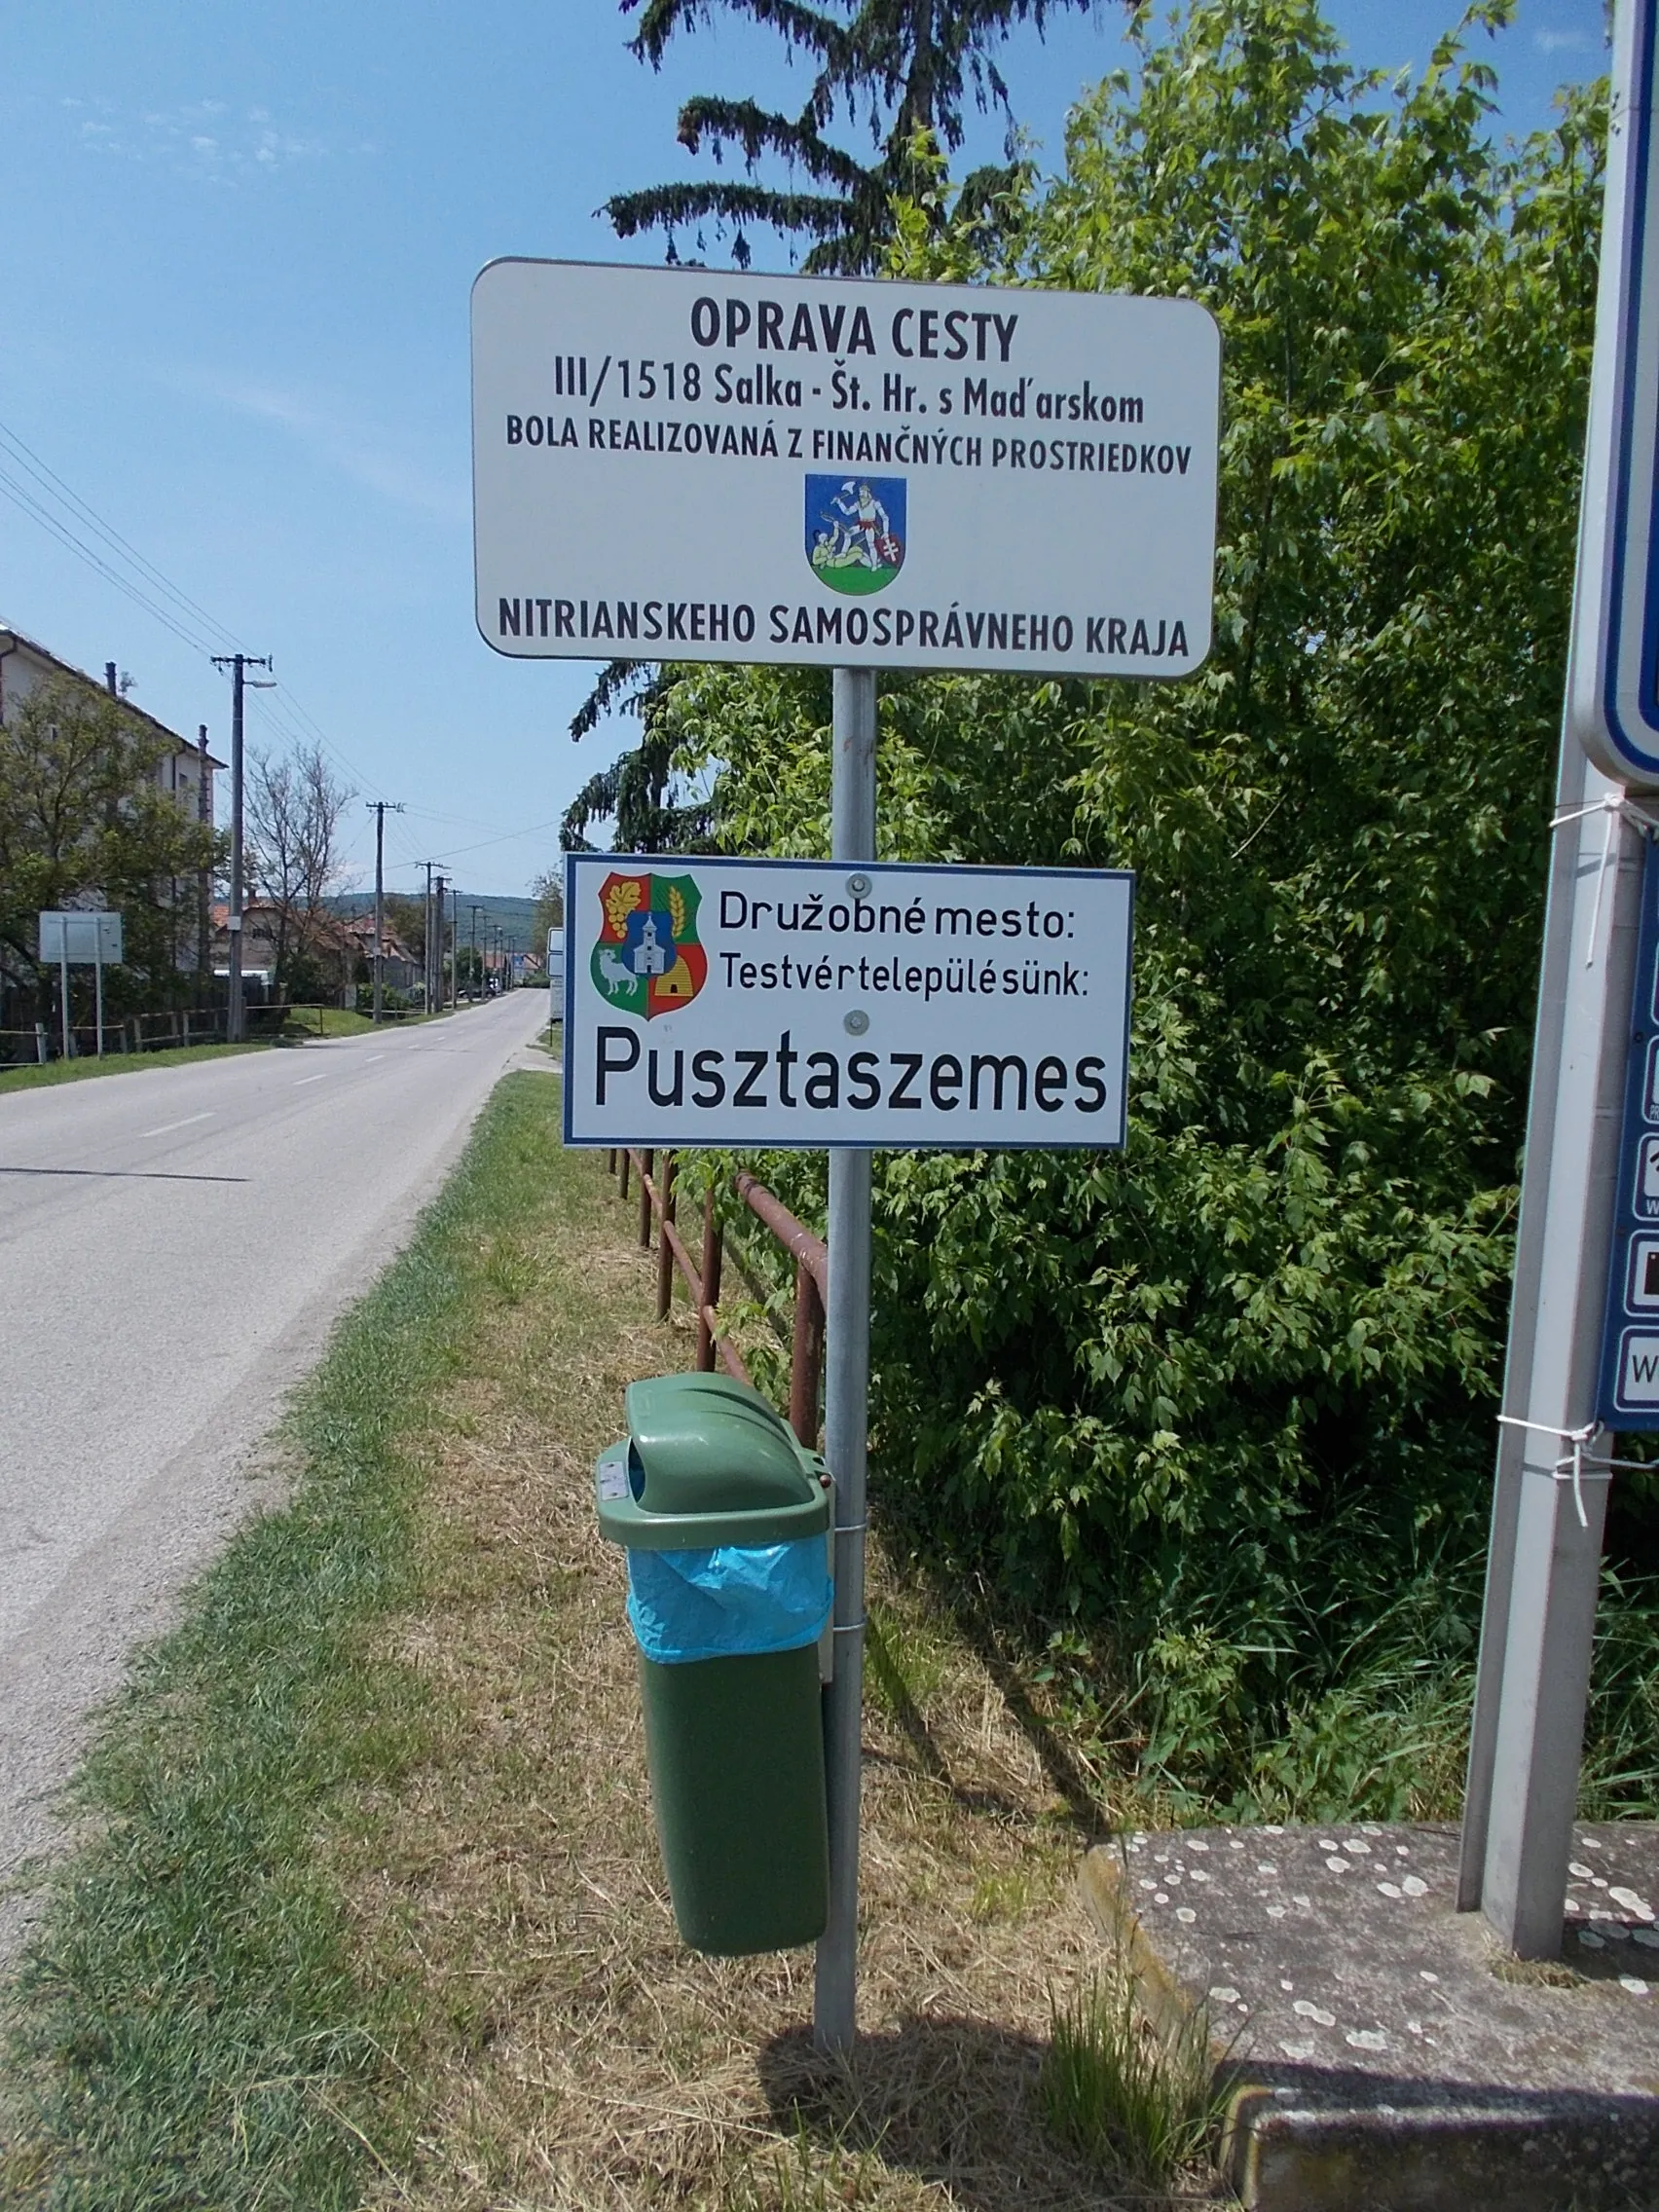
[594,1373,830,1550]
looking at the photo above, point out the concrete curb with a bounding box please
[1081,1824,1659,2211]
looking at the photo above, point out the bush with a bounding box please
[669,3,1656,1812]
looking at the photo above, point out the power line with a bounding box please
[414,815,567,863]
[0,463,223,658]
[0,416,245,652]
[400,802,533,838]
[0,418,557,871]
[0,414,394,806]
[242,682,389,811]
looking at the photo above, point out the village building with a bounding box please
[0,626,220,848]
[0,626,225,1046]
[207,903,419,1000]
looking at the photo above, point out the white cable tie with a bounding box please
[1545,794,1659,967]
[1494,1413,1614,1528]
[832,1521,867,1537]
[831,1619,867,1635]
[1549,794,1659,835]
[1495,1414,1600,1444]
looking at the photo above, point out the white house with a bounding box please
[0,625,220,834]
[0,627,223,985]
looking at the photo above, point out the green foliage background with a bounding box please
[665,0,1659,1817]
[0,679,223,1014]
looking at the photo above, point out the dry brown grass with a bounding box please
[328,1127,1224,2210]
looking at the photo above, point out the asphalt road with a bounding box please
[0,993,548,1960]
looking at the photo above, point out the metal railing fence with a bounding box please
[607,1147,828,1449]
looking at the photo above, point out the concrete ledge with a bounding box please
[1081,1821,1659,2212]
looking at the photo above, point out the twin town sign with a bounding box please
[472,261,1220,680]
[562,855,1135,1150]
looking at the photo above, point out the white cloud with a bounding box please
[1535,28,1594,53]
[70,96,331,180]
[180,371,469,527]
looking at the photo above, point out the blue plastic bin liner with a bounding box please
[626,1538,832,1666]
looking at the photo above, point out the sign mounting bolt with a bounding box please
[844,1010,869,1035]
[847,873,871,898]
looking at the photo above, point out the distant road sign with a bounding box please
[38,911,122,964]
[473,259,1219,681]
[563,853,1133,1150]
[1570,2,1659,784]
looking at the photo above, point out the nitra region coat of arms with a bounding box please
[591,871,707,1019]
[805,474,905,595]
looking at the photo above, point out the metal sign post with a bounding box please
[1458,0,1659,1955]
[1455,740,1641,1952]
[38,911,123,1063]
[815,668,876,2053]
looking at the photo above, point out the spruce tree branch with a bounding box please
[604,180,854,242]
[570,659,652,744]
[675,94,874,194]
[623,0,846,72]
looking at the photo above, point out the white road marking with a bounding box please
[140,1113,214,1138]
[292,1074,328,1088]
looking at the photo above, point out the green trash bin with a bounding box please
[595,1372,832,1955]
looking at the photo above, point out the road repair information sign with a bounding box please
[562,854,1133,1150]
[473,259,1219,680]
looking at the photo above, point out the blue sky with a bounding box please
[0,0,1609,897]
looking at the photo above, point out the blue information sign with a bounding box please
[1572,5,1659,787]
[1599,836,1659,1422]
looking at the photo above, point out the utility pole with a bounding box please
[197,724,211,991]
[470,903,482,999]
[421,864,434,1010]
[433,874,448,1012]
[1459,0,1659,1958]
[211,653,273,1042]
[368,800,405,1023]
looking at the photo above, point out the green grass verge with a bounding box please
[0,1042,269,1095]
[290,1007,378,1038]
[0,1070,562,2210]
[279,1006,467,1038]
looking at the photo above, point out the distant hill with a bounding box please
[328,891,545,958]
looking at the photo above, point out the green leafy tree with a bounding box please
[383,893,427,965]
[0,678,224,1012]
[529,868,565,958]
[665,0,1624,1813]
